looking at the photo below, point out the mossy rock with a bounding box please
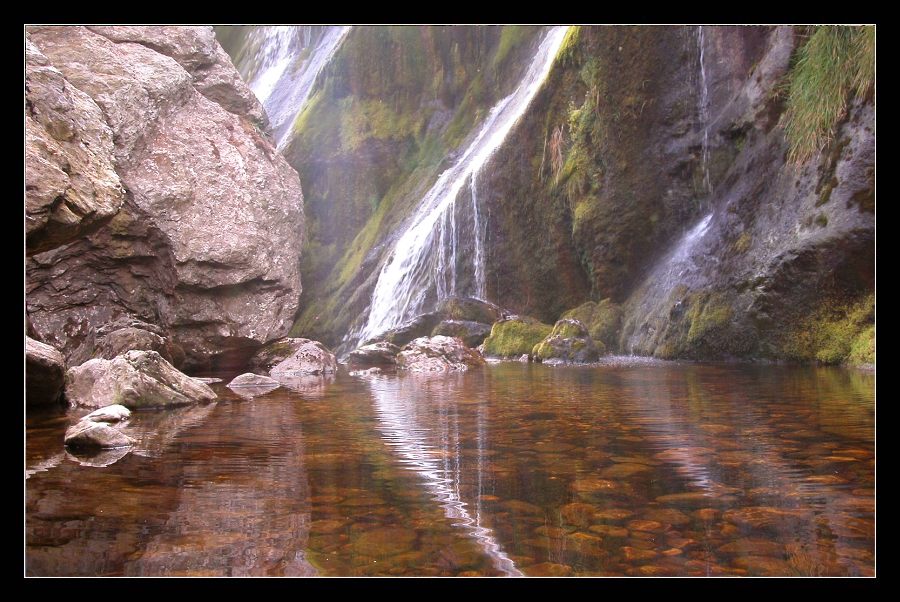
[782,292,874,366]
[482,317,553,358]
[436,296,507,325]
[561,298,622,350]
[532,318,599,364]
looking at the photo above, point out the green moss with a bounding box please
[482,318,553,358]
[781,26,875,163]
[561,299,622,349]
[782,293,875,365]
[732,231,752,254]
[686,294,732,345]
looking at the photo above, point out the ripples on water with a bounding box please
[25,363,875,576]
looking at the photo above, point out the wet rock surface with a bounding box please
[346,342,401,368]
[25,26,305,370]
[396,336,486,373]
[65,350,217,409]
[269,340,338,376]
[26,336,66,408]
[64,420,134,449]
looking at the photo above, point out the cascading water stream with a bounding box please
[698,26,712,195]
[356,27,570,345]
[239,26,350,150]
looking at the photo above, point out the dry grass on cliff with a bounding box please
[782,25,875,163]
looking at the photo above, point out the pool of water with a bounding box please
[25,361,875,576]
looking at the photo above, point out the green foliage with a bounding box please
[482,318,553,358]
[782,26,875,163]
[782,293,875,365]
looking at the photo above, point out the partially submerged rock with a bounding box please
[227,373,281,399]
[270,340,338,376]
[65,350,217,409]
[26,336,66,408]
[396,336,486,373]
[249,338,318,373]
[481,317,553,359]
[532,319,600,364]
[64,420,135,449]
[346,342,400,368]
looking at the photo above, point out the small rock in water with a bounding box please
[270,339,338,376]
[82,404,131,423]
[227,373,280,389]
[64,421,135,449]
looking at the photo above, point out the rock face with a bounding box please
[396,336,486,373]
[346,342,400,368]
[65,350,217,409]
[64,420,135,449]
[431,320,492,348]
[532,319,600,364]
[25,38,125,255]
[25,26,305,370]
[25,336,66,408]
[269,340,338,376]
[95,326,177,365]
[481,317,553,359]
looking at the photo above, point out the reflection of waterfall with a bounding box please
[367,375,522,576]
[356,27,570,345]
[235,26,350,149]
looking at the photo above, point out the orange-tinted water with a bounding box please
[25,362,875,576]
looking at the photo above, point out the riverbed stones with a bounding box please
[269,339,338,376]
[26,336,66,408]
[532,319,600,364]
[65,350,217,409]
[395,336,485,373]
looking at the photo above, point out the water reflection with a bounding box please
[367,373,522,576]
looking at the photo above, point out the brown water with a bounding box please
[25,361,875,577]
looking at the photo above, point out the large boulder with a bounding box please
[346,342,400,368]
[95,326,177,364]
[431,320,492,348]
[64,420,135,450]
[481,317,553,359]
[396,336,486,373]
[25,26,304,370]
[25,37,125,255]
[436,297,508,325]
[25,336,66,408]
[532,319,600,364]
[248,338,312,373]
[65,350,217,409]
[269,340,338,376]
[561,299,622,351]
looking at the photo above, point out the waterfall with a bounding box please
[624,212,715,354]
[356,26,570,345]
[239,26,350,149]
[697,26,712,195]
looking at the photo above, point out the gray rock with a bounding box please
[65,350,217,409]
[396,336,486,373]
[227,373,280,387]
[64,420,135,449]
[82,404,131,423]
[25,26,305,370]
[436,296,508,325]
[346,342,400,368]
[270,340,338,376]
[192,377,223,384]
[26,336,66,408]
[248,338,310,373]
[25,36,125,255]
[95,327,174,363]
[227,373,281,398]
[532,319,600,364]
[431,319,492,348]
